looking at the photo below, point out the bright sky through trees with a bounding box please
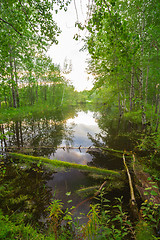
[47,0,93,92]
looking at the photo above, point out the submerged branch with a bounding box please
[71,180,107,214]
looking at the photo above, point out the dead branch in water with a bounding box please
[71,180,107,214]
[123,153,139,219]
[123,154,136,206]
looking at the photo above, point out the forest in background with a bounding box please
[0,0,79,109]
[1,0,159,135]
[82,0,160,131]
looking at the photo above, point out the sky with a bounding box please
[47,0,94,92]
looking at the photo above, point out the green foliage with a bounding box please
[0,171,160,240]
[140,201,160,230]
[135,200,160,240]
[47,197,75,239]
[0,210,45,240]
[82,195,135,240]
[137,132,160,151]
[124,110,143,124]
[135,221,155,240]
[83,0,160,129]
[0,0,74,110]
[0,101,75,124]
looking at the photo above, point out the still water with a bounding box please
[52,111,101,164]
[0,106,138,225]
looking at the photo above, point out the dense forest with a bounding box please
[0,0,78,109]
[85,0,160,129]
[0,0,160,239]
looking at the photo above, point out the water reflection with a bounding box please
[0,108,139,169]
[52,149,92,165]
[46,169,93,224]
[61,111,101,147]
[53,111,102,165]
[0,105,142,226]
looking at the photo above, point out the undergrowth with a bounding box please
[0,187,160,240]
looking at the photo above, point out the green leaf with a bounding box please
[66,191,71,196]
[144,191,149,195]
[150,190,158,196]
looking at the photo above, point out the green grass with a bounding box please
[0,104,58,123]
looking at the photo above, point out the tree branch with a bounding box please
[18,0,35,31]
[102,0,111,16]
[0,18,22,36]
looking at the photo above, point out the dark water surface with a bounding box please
[0,105,140,225]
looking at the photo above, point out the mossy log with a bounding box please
[76,185,100,194]
[133,154,160,204]
[9,153,119,176]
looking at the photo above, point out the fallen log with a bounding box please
[6,145,132,154]
[123,153,139,219]
[123,154,136,206]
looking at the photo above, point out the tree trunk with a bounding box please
[117,80,122,117]
[139,70,146,125]
[15,121,20,148]
[19,121,23,147]
[9,51,16,108]
[139,7,146,125]
[130,66,135,111]
[123,154,139,219]
[14,57,20,107]
[60,84,65,106]
[155,84,159,114]
[145,65,149,107]
[145,44,151,109]
[5,95,7,107]
[36,84,38,102]
[155,99,160,132]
